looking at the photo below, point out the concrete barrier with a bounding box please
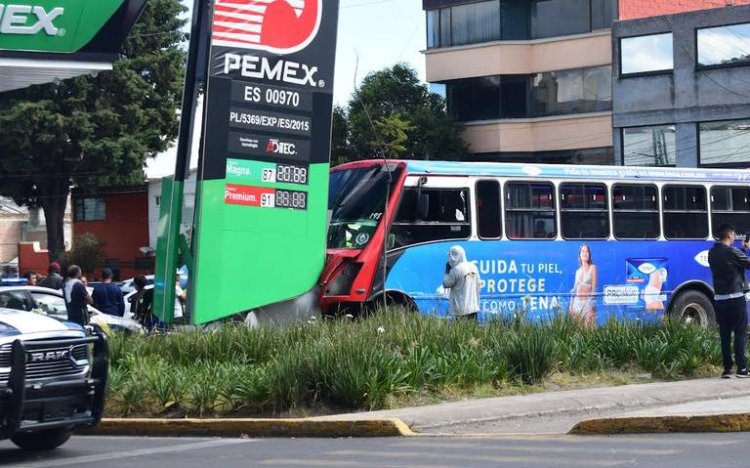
[84,417,415,438]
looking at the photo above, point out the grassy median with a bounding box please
[105,310,722,418]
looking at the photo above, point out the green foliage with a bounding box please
[106,311,723,418]
[336,63,469,163]
[59,233,106,274]
[0,0,186,259]
[505,325,559,384]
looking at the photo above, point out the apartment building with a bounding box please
[423,0,749,164]
[613,4,750,167]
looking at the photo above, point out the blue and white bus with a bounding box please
[321,160,750,326]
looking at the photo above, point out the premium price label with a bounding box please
[224,183,308,210]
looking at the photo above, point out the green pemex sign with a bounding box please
[187,0,340,323]
[0,0,126,53]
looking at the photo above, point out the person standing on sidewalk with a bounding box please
[708,223,750,379]
[39,262,63,290]
[92,268,125,316]
[63,265,92,326]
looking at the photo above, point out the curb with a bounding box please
[83,418,415,438]
[569,414,750,435]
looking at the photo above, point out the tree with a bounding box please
[60,233,107,276]
[345,63,469,161]
[330,105,353,165]
[0,0,186,261]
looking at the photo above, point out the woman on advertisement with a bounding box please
[570,244,597,325]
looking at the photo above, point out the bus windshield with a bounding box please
[328,164,402,249]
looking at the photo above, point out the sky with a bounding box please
[146,0,426,178]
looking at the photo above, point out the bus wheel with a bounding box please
[669,290,716,327]
[385,292,417,313]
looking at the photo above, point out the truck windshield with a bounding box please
[328,165,402,249]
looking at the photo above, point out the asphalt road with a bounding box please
[1,433,748,467]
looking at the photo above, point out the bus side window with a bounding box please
[560,183,609,239]
[663,185,708,239]
[711,186,750,238]
[505,182,556,239]
[476,180,501,239]
[391,188,471,248]
[612,184,660,239]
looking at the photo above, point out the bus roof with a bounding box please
[334,160,750,183]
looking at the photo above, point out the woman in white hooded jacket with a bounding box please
[442,245,481,320]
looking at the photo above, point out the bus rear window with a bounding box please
[663,185,708,239]
[612,184,660,239]
[711,186,750,237]
[505,182,556,239]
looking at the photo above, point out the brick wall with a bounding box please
[620,0,750,20]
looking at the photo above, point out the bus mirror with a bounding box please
[386,233,396,250]
[417,193,430,220]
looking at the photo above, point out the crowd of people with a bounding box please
[20,262,185,332]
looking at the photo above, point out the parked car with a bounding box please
[0,308,108,450]
[118,275,154,296]
[0,286,143,334]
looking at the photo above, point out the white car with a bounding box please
[0,286,143,334]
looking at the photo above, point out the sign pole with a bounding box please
[153,0,211,323]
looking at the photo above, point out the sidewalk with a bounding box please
[311,378,750,434]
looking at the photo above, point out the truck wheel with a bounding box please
[11,428,74,450]
[669,290,716,327]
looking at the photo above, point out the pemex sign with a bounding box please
[0,1,142,54]
[189,0,340,323]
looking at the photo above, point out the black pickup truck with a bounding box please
[0,308,108,450]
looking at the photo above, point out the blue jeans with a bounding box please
[715,297,748,372]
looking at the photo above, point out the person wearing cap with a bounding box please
[39,262,63,290]
[92,268,125,317]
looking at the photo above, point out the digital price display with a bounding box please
[274,164,308,185]
[226,158,308,187]
[273,189,307,210]
[225,184,307,210]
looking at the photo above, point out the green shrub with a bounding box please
[504,326,558,384]
[105,308,723,417]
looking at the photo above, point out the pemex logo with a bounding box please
[212,0,322,54]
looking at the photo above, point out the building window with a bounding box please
[612,184,660,239]
[74,197,106,222]
[560,183,609,239]
[662,185,708,239]
[697,22,750,69]
[505,182,556,239]
[447,65,611,122]
[532,0,590,39]
[699,119,750,167]
[711,186,750,237]
[451,0,501,46]
[620,33,673,76]
[533,66,612,117]
[426,0,616,49]
[622,125,676,167]
[476,180,502,239]
[448,76,502,122]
